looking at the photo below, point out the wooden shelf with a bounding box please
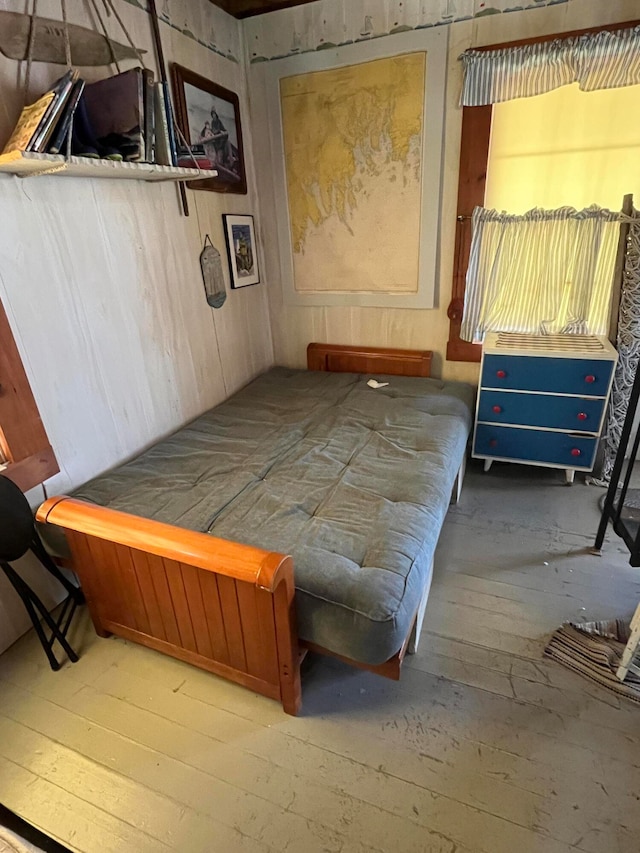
[0,150,218,182]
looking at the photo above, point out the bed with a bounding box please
[37,344,474,714]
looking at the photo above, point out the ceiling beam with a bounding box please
[209,0,319,19]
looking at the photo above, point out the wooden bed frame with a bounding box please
[36,344,435,715]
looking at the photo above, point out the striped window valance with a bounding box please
[460,25,640,106]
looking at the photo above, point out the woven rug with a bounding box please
[544,618,640,704]
[598,488,640,523]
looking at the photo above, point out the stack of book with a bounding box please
[2,67,184,168]
[2,69,84,157]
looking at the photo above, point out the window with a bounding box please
[447,20,640,362]
[485,84,640,213]
[0,298,58,492]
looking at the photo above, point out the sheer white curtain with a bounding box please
[461,206,622,343]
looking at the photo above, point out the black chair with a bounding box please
[0,476,83,670]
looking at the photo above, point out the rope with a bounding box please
[87,0,120,72]
[23,0,39,100]
[589,213,640,486]
[102,0,148,68]
[23,163,69,178]
[60,0,72,69]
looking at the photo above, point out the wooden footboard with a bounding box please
[36,497,301,715]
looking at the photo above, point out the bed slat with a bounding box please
[132,551,167,641]
[146,552,182,647]
[217,576,248,673]
[180,563,214,659]
[114,543,152,636]
[198,571,231,665]
[164,558,199,654]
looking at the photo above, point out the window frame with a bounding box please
[447,19,640,363]
[0,297,58,492]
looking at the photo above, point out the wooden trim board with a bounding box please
[0,297,59,490]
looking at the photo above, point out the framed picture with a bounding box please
[171,64,247,194]
[223,215,260,288]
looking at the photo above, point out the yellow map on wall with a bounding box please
[280,52,425,293]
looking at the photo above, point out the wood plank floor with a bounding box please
[1,461,639,853]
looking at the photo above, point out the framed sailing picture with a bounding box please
[171,64,247,194]
[223,214,260,288]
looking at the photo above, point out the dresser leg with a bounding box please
[483,459,493,473]
[565,469,575,485]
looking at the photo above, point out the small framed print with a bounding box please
[223,214,260,288]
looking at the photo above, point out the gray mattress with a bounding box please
[73,368,474,664]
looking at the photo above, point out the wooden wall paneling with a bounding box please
[248,1,640,380]
[0,0,270,505]
[445,20,639,362]
[247,13,464,380]
[0,0,276,657]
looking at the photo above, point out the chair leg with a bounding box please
[29,537,84,604]
[1,561,79,669]
[20,591,63,671]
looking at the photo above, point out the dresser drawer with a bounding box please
[481,354,613,396]
[474,424,598,469]
[477,390,605,433]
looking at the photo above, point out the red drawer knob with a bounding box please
[496,370,506,379]
[489,439,498,447]
[585,375,596,384]
[492,405,502,414]
[577,412,587,421]
[571,448,581,457]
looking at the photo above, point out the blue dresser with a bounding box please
[473,333,618,483]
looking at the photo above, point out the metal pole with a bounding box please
[147,0,189,216]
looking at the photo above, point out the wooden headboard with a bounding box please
[307,343,432,378]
